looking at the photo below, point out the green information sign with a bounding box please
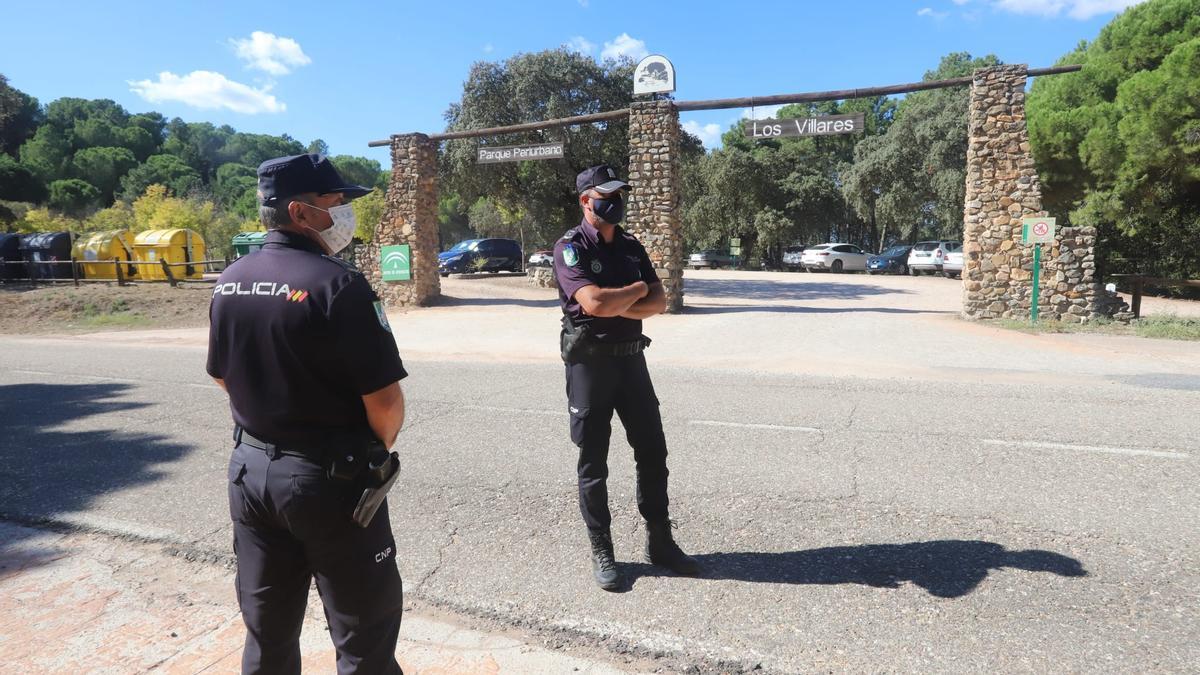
[380,244,411,282]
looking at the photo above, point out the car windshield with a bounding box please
[882,246,909,256]
[808,245,831,252]
[914,242,939,251]
[447,241,473,253]
[946,243,962,252]
[784,246,805,254]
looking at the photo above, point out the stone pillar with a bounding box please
[961,65,1125,323]
[626,100,684,313]
[358,133,440,307]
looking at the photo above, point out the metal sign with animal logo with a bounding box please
[633,55,676,96]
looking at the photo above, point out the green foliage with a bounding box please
[1028,0,1200,280]
[48,178,100,216]
[0,153,47,202]
[12,206,79,233]
[350,189,386,242]
[682,95,896,263]
[331,155,386,189]
[0,74,42,157]
[19,125,72,183]
[440,49,643,248]
[119,154,202,201]
[71,146,138,202]
[842,52,1000,248]
[84,201,134,231]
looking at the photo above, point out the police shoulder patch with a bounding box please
[560,228,577,241]
[373,301,392,333]
[562,244,579,267]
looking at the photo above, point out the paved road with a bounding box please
[2,272,1198,672]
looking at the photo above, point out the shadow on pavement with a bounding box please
[625,540,1086,598]
[683,305,945,315]
[684,278,912,303]
[432,295,559,309]
[0,383,194,573]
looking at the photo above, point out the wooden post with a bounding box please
[1132,277,1143,319]
[71,257,80,287]
[161,259,177,287]
[114,257,125,286]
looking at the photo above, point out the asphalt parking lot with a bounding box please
[2,269,1197,673]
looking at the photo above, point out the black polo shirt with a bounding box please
[553,219,660,343]
[206,229,407,447]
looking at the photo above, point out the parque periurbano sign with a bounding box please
[477,142,564,164]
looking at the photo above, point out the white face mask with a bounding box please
[304,203,357,254]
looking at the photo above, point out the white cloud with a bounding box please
[918,6,949,17]
[483,43,495,53]
[682,120,723,148]
[952,0,970,5]
[565,36,595,54]
[231,31,311,76]
[990,0,1145,19]
[600,33,648,61]
[740,104,786,120]
[129,71,285,114]
[578,0,589,6]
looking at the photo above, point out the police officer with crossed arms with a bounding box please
[554,164,699,591]
[208,153,408,674]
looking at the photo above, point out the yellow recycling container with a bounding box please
[133,229,206,280]
[73,230,137,280]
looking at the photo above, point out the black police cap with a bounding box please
[257,153,373,205]
[576,165,629,195]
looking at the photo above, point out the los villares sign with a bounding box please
[743,113,866,139]
[477,142,564,164]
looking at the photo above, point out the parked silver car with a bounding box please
[942,243,964,278]
[689,250,735,269]
[906,240,958,275]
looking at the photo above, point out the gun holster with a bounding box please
[560,315,593,363]
[350,445,401,528]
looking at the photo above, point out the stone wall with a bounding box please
[357,133,441,307]
[626,100,684,313]
[962,65,1128,322]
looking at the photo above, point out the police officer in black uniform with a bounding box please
[554,165,699,591]
[207,153,408,674]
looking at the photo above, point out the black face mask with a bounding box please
[590,194,625,225]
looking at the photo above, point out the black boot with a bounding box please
[645,519,699,575]
[588,529,623,591]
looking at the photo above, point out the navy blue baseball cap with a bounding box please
[576,164,629,195]
[257,153,373,205]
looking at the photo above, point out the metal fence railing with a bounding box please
[1,257,230,287]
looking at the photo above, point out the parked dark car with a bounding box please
[438,238,523,276]
[866,245,913,275]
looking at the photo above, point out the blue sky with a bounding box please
[1,0,1144,165]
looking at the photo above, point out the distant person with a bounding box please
[553,164,699,591]
[208,153,407,674]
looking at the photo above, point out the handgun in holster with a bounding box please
[351,441,401,528]
[560,314,594,362]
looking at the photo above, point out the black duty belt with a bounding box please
[234,426,326,462]
[590,337,650,357]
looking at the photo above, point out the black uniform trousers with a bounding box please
[227,442,404,675]
[565,352,670,531]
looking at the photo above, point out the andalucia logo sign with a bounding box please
[381,245,411,282]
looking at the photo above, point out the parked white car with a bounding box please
[906,240,958,275]
[527,250,553,266]
[942,243,964,278]
[800,243,869,273]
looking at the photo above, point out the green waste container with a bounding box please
[232,231,268,258]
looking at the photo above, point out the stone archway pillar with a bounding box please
[358,133,441,307]
[627,100,684,313]
[962,65,1125,322]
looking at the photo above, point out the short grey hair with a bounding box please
[259,196,309,230]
